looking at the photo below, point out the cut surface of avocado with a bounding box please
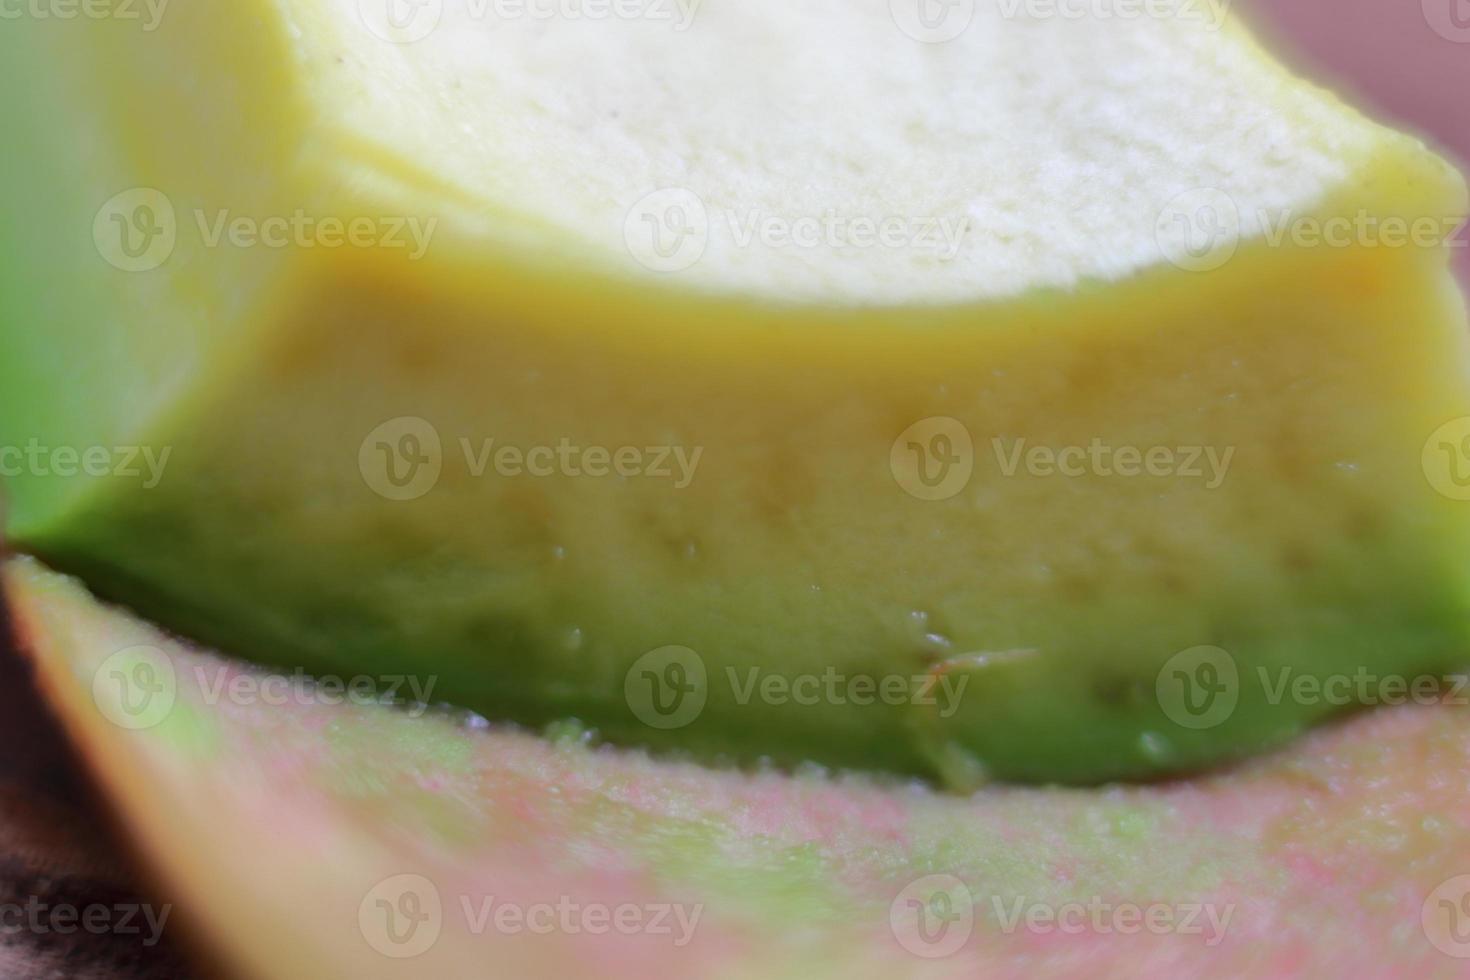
[9,557,1470,979]
[2,1,1469,784]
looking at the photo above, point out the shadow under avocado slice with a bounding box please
[6,554,1470,978]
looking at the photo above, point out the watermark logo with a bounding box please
[0,0,171,30]
[624,189,710,273]
[992,437,1234,488]
[194,667,439,715]
[623,190,971,272]
[0,440,171,488]
[359,0,443,42]
[359,876,703,955]
[1159,189,1465,272]
[360,417,444,502]
[1424,0,1470,43]
[1258,209,1465,252]
[991,896,1233,945]
[92,645,177,731]
[0,898,171,947]
[194,208,437,258]
[359,420,704,501]
[1259,667,1466,709]
[95,190,437,270]
[360,874,444,958]
[1423,417,1470,501]
[477,0,702,29]
[995,0,1230,29]
[625,646,707,729]
[459,437,702,487]
[890,0,974,42]
[890,874,974,958]
[1423,874,1470,958]
[460,895,703,944]
[1156,645,1238,729]
[727,666,969,717]
[94,188,177,273]
[1156,187,1240,272]
[891,417,974,501]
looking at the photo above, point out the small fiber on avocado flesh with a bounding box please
[2,1,1469,785]
[9,557,1470,979]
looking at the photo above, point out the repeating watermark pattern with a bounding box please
[359,417,704,501]
[359,417,444,502]
[93,188,177,273]
[1157,646,1469,730]
[996,0,1230,29]
[1157,188,1467,272]
[0,0,169,29]
[891,417,975,502]
[992,437,1234,489]
[358,874,703,958]
[889,875,1232,958]
[1156,188,1241,272]
[989,895,1233,946]
[93,189,437,272]
[890,875,975,958]
[623,646,969,730]
[193,667,439,715]
[0,898,171,948]
[1156,645,1239,730]
[360,874,443,958]
[891,0,1228,43]
[1424,417,1470,501]
[624,189,709,273]
[889,0,975,43]
[0,439,171,488]
[1423,874,1470,958]
[1259,667,1467,709]
[93,645,178,731]
[890,418,1234,502]
[623,189,972,274]
[92,645,439,730]
[359,0,444,42]
[624,646,708,730]
[358,0,701,43]
[726,666,969,717]
[1423,0,1470,43]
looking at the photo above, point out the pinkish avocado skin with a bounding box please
[6,554,1470,979]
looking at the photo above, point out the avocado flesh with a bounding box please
[9,557,1470,979]
[2,2,1469,785]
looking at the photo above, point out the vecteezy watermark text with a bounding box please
[623,646,969,730]
[0,440,170,489]
[0,0,169,30]
[360,417,703,501]
[93,188,438,273]
[992,437,1234,489]
[358,0,703,45]
[887,874,1234,959]
[92,644,440,731]
[0,897,171,948]
[358,874,703,958]
[1157,644,1470,730]
[624,188,972,273]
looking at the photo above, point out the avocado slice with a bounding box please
[2,2,1469,784]
[8,556,1470,977]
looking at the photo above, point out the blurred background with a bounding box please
[0,0,1465,975]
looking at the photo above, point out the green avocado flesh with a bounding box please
[2,1,1470,785]
[9,557,1470,978]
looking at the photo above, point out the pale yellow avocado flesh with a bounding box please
[1,0,1468,784]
